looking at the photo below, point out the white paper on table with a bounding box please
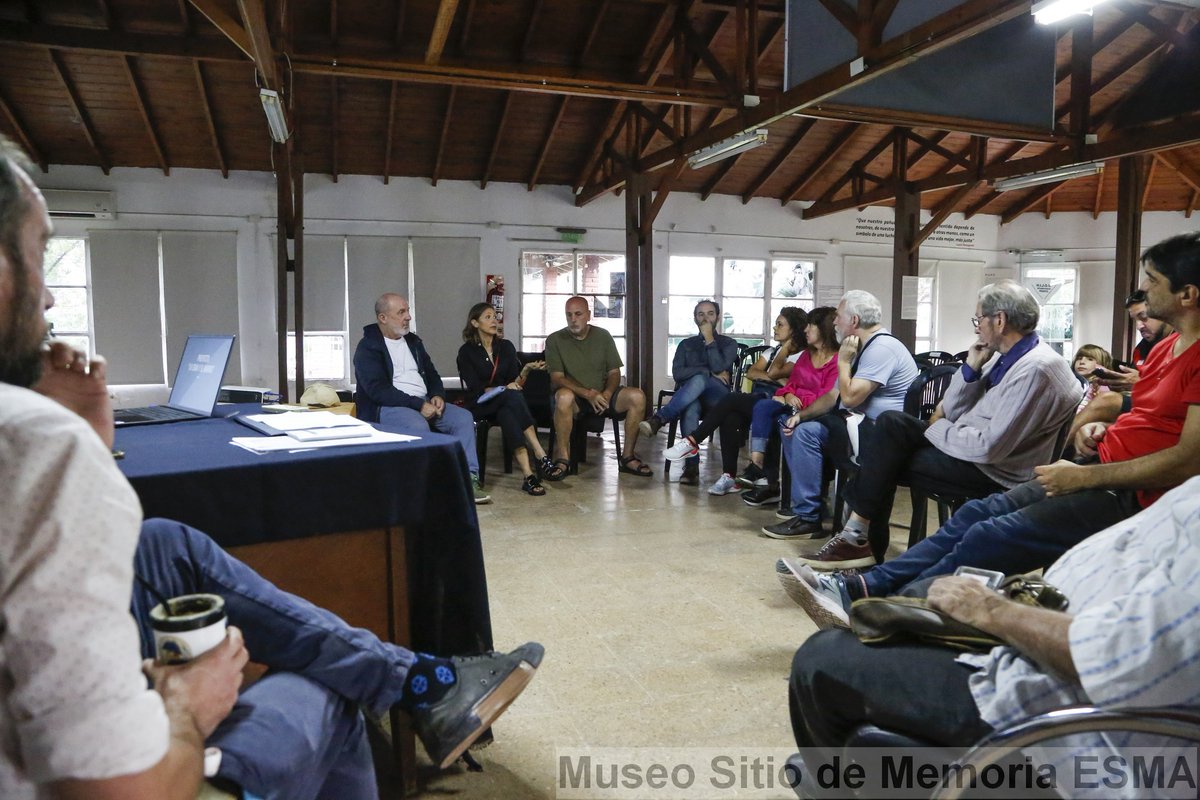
[230,430,420,454]
[244,411,369,431]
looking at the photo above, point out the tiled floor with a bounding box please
[409,427,925,798]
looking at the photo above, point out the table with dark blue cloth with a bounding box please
[115,407,493,659]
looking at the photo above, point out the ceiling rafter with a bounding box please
[779,123,856,204]
[176,0,192,34]
[521,0,545,62]
[0,22,247,61]
[383,81,398,184]
[0,88,47,172]
[529,96,570,191]
[236,0,280,89]
[192,60,228,178]
[914,180,978,250]
[699,151,743,199]
[122,56,169,175]
[47,49,110,174]
[811,127,896,207]
[1141,157,1156,207]
[578,0,610,65]
[458,0,475,51]
[1000,181,1065,224]
[631,102,681,144]
[432,86,457,185]
[641,157,689,236]
[905,130,971,170]
[1068,13,1092,142]
[1113,0,1191,49]
[741,118,815,203]
[679,17,741,103]
[186,0,255,59]
[1092,160,1106,218]
[1154,150,1200,194]
[905,130,955,172]
[394,0,406,47]
[1187,188,1197,218]
[426,0,462,65]
[482,91,515,189]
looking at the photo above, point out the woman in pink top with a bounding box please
[738,307,839,487]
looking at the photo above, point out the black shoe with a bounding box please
[761,517,826,540]
[735,463,767,489]
[638,416,664,438]
[679,464,700,486]
[741,485,781,507]
[411,642,544,769]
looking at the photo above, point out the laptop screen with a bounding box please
[167,335,235,415]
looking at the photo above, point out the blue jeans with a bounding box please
[659,374,730,465]
[749,398,790,453]
[381,402,480,475]
[862,481,1142,596]
[132,519,416,799]
[780,419,828,522]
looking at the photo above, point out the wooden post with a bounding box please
[624,170,654,394]
[1113,155,1147,359]
[891,131,918,348]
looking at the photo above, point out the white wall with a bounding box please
[38,164,1195,397]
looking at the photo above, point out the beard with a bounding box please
[0,251,47,387]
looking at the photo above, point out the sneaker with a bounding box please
[638,415,664,438]
[741,485,781,507]
[679,465,699,486]
[736,463,768,489]
[776,509,799,521]
[667,458,686,483]
[471,476,492,505]
[776,560,851,629]
[761,516,825,539]
[411,642,544,769]
[663,436,699,461]
[795,533,875,570]
[707,473,739,495]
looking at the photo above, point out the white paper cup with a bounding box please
[150,593,227,664]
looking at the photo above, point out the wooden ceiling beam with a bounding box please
[699,151,742,199]
[529,96,570,191]
[330,0,338,44]
[0,21,247,61]
[458,0,475,52]
[192,60,228,178]
[426,0,461,65]
[383,81,398,184]
[1141,157,1156,208]
[631,102,680,144]
[187,0,255,59]
[1154,150,1200,194]
[679,18,740,103]
[578,0,610,66]
[176,0,192,34]
[431,86,456,186]
[741,118,814,203]
[812,127,895,206]
[47,49,109,174]
[0,88,46,172]
[906,130,971,169]
[779,122,855,204]
[122,56,168,175]
[235,0,280,88]
[1000,181,1065,224]
[913,180,979,250]
[521,0,545,62]
[394,0,406,48]
[641,157,689,237]
[1113,0,1191,49]
[481,91,514,188]
[1187,188,1197,218]
[1092,160,1106,218]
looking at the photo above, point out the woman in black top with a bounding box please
[457,303,566,495]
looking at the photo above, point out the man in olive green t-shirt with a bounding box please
[544,296,651,476]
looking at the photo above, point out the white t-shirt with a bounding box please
[0,385,169,797]
[384,336,428,399]
[850,330,920,419]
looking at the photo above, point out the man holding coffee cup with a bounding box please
[0,135,543,799]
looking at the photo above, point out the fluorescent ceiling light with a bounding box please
[1031,0,1110,25]
[259,88,291,143]
[993,162,1103,192]
[687,129,768,169]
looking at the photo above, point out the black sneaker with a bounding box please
[679,463,700,486]
[638,416,664,438]
[735,463,768,489]
[741,485,781,507]
[411,642,544,769]
[761,517,826,539]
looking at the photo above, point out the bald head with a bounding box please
[564,295,591,339]
[375,292,411,339]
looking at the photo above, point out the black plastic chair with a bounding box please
[914,350,960,366]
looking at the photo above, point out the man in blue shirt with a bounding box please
[640,300,738,484]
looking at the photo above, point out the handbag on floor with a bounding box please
[849,574,1068,653]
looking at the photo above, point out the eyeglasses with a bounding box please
[970,313,999,328]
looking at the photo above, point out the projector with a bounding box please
[219,385,273,403]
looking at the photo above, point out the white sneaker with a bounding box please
[664,437,699,461]
[667,458,686,483]
[707,473,738,495]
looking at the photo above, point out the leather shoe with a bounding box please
[411,642,544,769]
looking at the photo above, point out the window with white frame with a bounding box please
[914,276,936,354]
[520,251,627,363]
[1022,265,1076,359]
[666,255,816,370]
[287,333,347,382]
[43,237,92,355]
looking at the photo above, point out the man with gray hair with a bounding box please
[765,290,920,543]
[786,279,1081,572]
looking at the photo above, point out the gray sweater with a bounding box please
[924,340,1083,488]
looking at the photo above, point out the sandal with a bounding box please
[521,474,546,496]
[538,455,568,482]
[618,454,653,477]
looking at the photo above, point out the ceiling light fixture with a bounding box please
[1031,0,1110,25]
[259,88,291,143]
[687,129,768,169]
[993,162,1104,192]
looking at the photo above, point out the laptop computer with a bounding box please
[113,334,236,427]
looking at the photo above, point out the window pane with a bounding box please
[771,260,815,299]
[669,256,715,295]
[522,293,569,337]
[287,333,346,381]
[56,334,90,356]
[723,258,765,298]
[917,276,934,303]
[666,335,688,374]
[522,252,576,295]
[1023,267,1075,305]
[45,239,87,285]
[612,337,626,371]
[916,302,932,338]
[723,297,765,336]
[770,298,815,326]
[668,296,706,334]
[1039,304,1074,341]
[579,253,625,297]
[521,337,546,354]
[45,287,89,332]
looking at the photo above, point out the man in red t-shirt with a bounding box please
[782,231,1200,619]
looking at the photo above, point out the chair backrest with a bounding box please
[915,350,961,367]
[734,344,771,393]
[952,349,970,363]
[904,363,959,420]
